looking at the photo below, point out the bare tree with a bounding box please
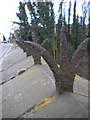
[14,30,41,64]
[15,25,89,95]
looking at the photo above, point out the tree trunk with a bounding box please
[23,41,74,94]
[15,26,89,95]
[33,54,41,65]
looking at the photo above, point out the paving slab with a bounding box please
[1,65,55,118]
[1,56,34,83]
[0,45,49,84]
[0,43,12,59]
[23,92,88,118]
[74,75,88,97]
[2,47,26,69]
[0,43,88,118]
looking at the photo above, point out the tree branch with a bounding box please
[71,38,89,70]
[23,41,64,93]
[23,41,58,72]
[41,38,48,46]
[15,40,31,56]
[60,25,69,68]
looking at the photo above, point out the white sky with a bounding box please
[0,0,19,39]
[0,0,89,39]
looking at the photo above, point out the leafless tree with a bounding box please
[15,25,89,94]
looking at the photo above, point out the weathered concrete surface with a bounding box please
[0,43,88,118]
[0,43,13,120]
[0,44,49,84]
[0,43,12,60]
[1,65,55,118]
[23,92,88,118]
[0,43,13,72]
[73,75,88,97]
[0,46,33,84]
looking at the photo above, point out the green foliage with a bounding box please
[68,1,71,34]
[27,1,57,60]
[71,1,86,50]
[16,2,28,24]
[66,1,71,45]
[68,43,75,61]
[14,0,88,62]
[16,2,32,41]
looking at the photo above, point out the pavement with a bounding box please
[0,43,89,119]
[23,92,88,118]
[0,43,13,72]
[0,43,12,59]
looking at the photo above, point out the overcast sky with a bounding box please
[0,0,19,39]
[0,0,89,39]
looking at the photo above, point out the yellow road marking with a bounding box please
[33,96,55,112]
